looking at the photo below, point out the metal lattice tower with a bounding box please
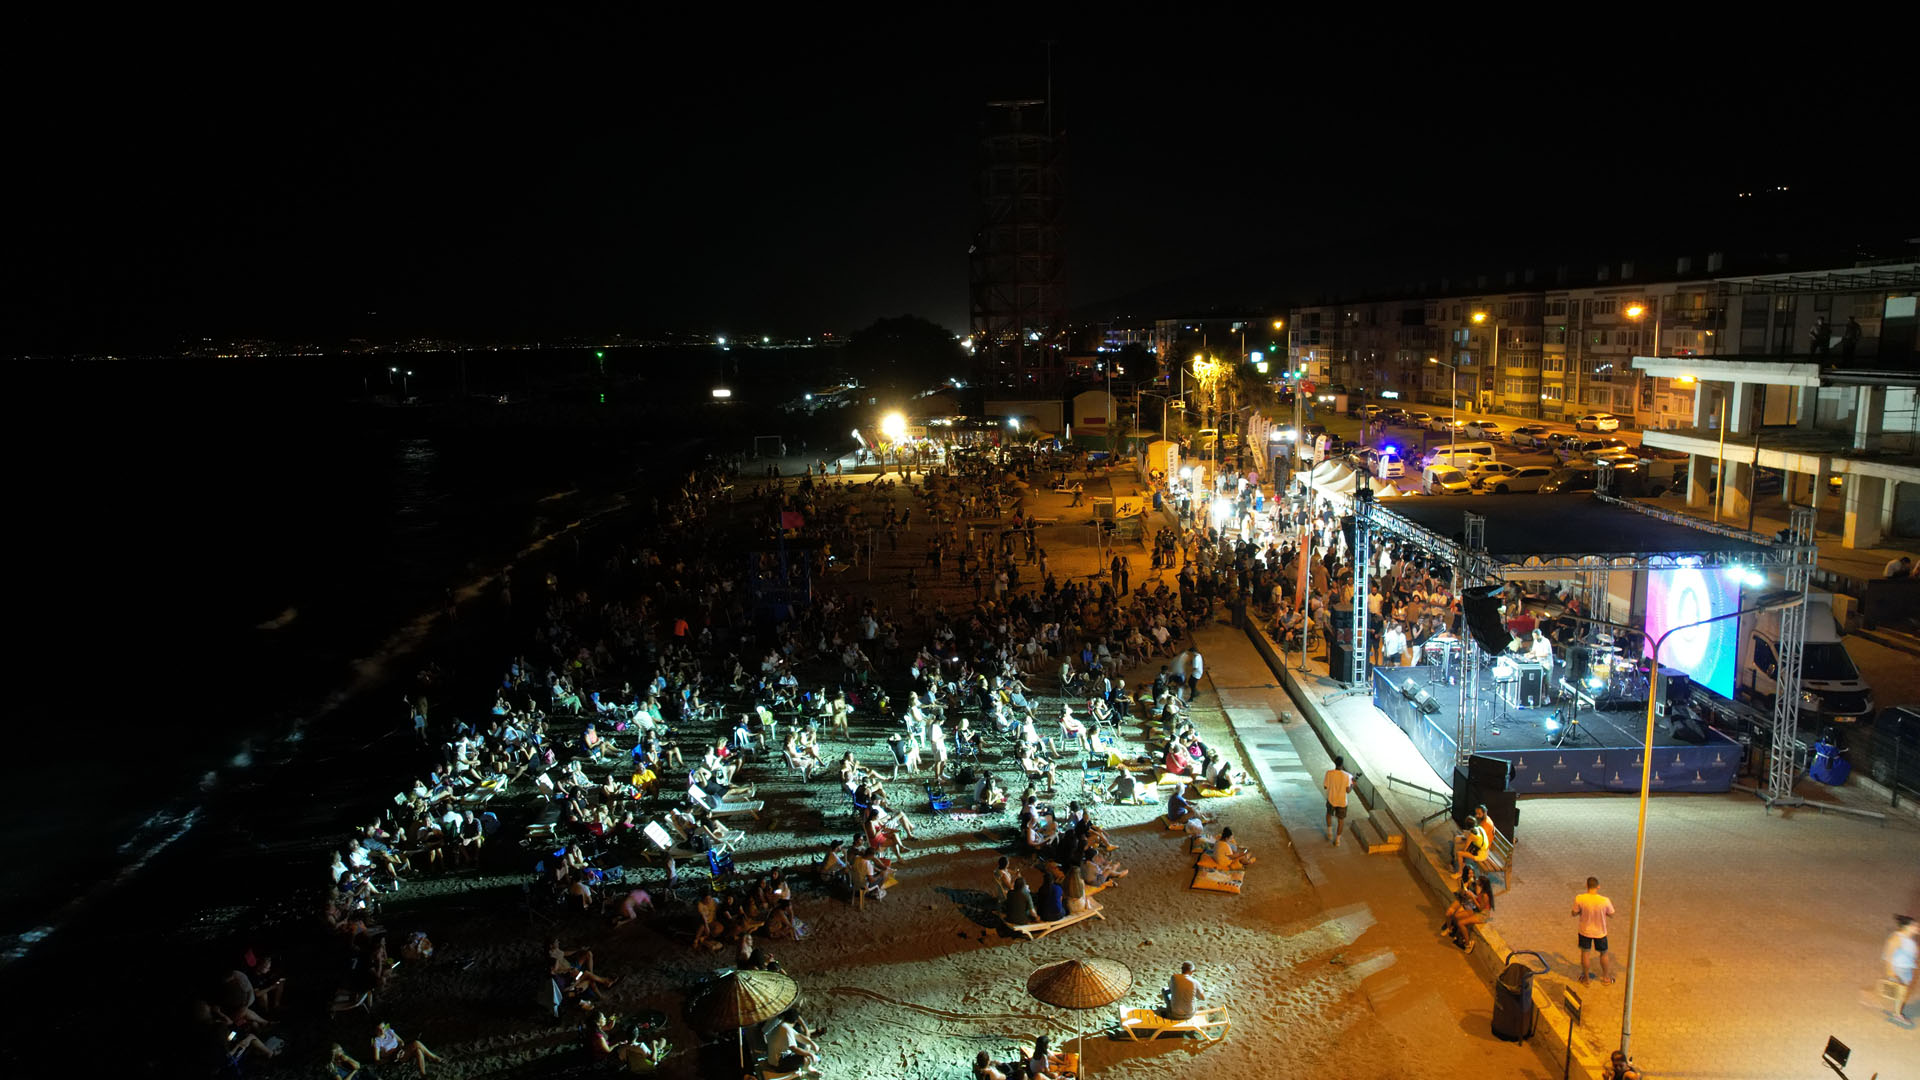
[1457,511,1489,765]
[1766,506,1818,804]
[970,99,1065,393]
[1349,489,1373,687]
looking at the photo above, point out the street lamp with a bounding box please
[1470,312,1501,418]
[1625,301,1662,429]
[1617,590,1804,1060]
[1428,356,1457,465]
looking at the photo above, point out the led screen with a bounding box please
[1643,566,1740,699]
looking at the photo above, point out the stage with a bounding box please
[1369,666,1743,794]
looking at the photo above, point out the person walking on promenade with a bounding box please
[1881,916,1919,1025]
[1322,755,1353,846]
[1572,877,1617,985]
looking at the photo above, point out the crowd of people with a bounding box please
[179,438,1289,1078]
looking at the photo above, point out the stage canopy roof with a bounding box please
[1375,494,1777,563]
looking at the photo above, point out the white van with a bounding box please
[1424,440,1497,469]
[1422,464,1473,495]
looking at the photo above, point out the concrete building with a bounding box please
[1631,261,1920,549]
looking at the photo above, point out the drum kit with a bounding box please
[1572,633,1650,708]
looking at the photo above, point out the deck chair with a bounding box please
[642,820,700,861]
[1118,1005,1231,1041]
[689,786,762,820]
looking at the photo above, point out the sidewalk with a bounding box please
[1252,628,1920,1080]
[1190,624,1540,1079]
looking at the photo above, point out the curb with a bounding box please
[1244,623,1606,1080]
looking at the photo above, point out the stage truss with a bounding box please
[1366,494,1819,794]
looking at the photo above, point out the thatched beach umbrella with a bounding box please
[1025,957,1133,1077]
[687,968,798,1068]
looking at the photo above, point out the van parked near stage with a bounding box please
[1423,440,1497,468]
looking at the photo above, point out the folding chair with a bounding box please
[706,848,737,892]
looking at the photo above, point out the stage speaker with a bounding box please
[1451,767,1520,836]
[1669,702,1712,745]
[1461,586,1513,655]
[1400,677,1420,700]
[1655,666,1693,714]
[1467,753,1512,791]
[1414,689,1442,715]
[1327,640,1352,680]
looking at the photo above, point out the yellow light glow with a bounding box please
[1625,304,1647,319]
[880,413,906,441]
[1676,375,1697,385]
[1272,319,1284,330]
[1471,312,1487,324]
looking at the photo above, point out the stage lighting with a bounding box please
[1544,717,1560,733]
[1400,678,1419,700]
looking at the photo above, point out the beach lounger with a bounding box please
[688,787,762,821]
[1003,899,1104,940]
[1118,1005,1231,1041]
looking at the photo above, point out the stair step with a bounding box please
[1352,816,1404,855]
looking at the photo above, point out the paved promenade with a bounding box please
[1250,629,1920,1080]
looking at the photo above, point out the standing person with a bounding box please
[1160,961,1204,1020]
[1187,649,1204,701]
[1322,755,1353,846]
[1882,917,1919,1025]
[1841,315,1862,362]
[1572,877,1618,985]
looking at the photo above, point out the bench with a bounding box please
[1117,1004,1231,1041]
[1463,824,1515,894]
[1003,899,1105,940]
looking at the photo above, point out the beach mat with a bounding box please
[1190,866,1244,893]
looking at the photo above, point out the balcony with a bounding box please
[1660,306,1725,330]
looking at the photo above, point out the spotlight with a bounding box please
[1544,717,1560,733]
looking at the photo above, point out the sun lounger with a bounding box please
[1003,899,1104,940]
[688,787,762,820]
[1118,1005,1231,1041]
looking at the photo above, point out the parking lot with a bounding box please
[1284,402,1689,498]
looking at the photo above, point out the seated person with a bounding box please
[369,1021,443,1076]
[1020,746,1058,791]
[1106,770,1141,804]
[1164,743,1204,781]
[765,1008,821,1073]
[1441,869,1495,951]
[1034,876,1067,922]
[1002,878,1040,924]
[1160,961,1204,1020]
[1165,784,1204,826]
[974,1051,1010,1080]
[1451,805,1493,878]
[1215,826,1255,869]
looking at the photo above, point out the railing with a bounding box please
[1388,774,1452,804]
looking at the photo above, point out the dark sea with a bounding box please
[1,344,835,964]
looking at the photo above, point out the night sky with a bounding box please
[8,18,1913,352]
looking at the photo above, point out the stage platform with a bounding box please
[1368,666,1743,794]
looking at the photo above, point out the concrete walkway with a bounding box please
[1192,624,1543,1078]
[1243,627,1920,1080]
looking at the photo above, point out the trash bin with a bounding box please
[1810,739,1852,786]
[1491,950,1550,1041]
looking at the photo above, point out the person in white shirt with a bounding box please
[1528,629,1554,666]
[1571,877,1617,984]
[765,1009,820,1072]
[1161,961,1205,1019]
[1322,756,1353,846]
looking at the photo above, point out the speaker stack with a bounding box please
[1451,753,1520,839]
[1461,586,1513,655]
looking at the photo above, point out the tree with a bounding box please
[843,315,967,392]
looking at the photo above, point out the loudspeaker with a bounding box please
[1327,640,1352,680]
[1669,703,1712,745]
[1451,767,1521,837]
[1414,689,1442,715]
[1467,753,1512,791]
[1655,666,1693,714]
[1400,677,1420,700]
[1461,586,1513,655]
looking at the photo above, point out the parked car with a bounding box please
[1361,404,1381,419]
[1422,464,1473,495]
[1544,431,1584,452]
[1538,464,1600,493]
[1432,415,1467,433]
[1406,411,1433,427]
[1364,448,1405,480]
[1465,461,1520,487]
[1556,437,1630,464]
[1466,421,1506,441]
[1508,425,1552,448]
[1481,464,1556,494]
[1377,406,1408,424]
[1576,413,1621,433]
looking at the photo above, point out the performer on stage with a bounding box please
[1527,629,1553,667]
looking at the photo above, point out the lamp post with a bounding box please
[1471,311,1500,419]
[1625,301,1661,430]
[1428,356,1458,466]
[1617,592,1804,1061]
